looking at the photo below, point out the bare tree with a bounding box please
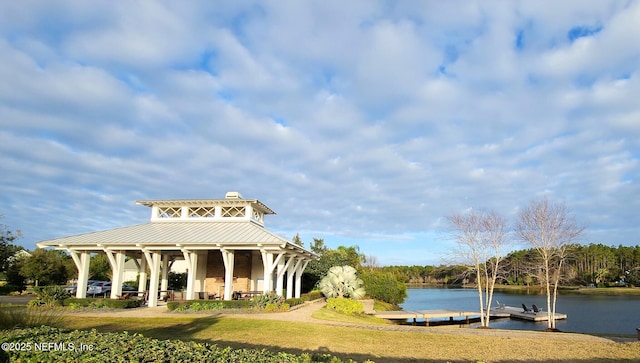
[515,198,584,331]
[448,210,509,328]
[363,254,379,271]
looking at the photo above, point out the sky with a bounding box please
[1,1,639,266]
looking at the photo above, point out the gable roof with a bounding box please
[36,221,315,257]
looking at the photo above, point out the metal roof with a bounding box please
[36,221,315,257]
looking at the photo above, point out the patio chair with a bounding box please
[495,300,506,309]
[117,292,131,300]
[532,304,542,314]
[522,303,533,314]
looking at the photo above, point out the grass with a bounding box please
[57,313,640,362]
[311,308,392,325]
[0,305,64,329]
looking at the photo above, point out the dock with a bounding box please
[492,305,567,322]
[375,309,481,326]
[374,305,567,326]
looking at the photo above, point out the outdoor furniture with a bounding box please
[233,291,262,300]
[117,292,131,300]
[522,303,534,314]
[495,300,506,309]
[532,304,542,314]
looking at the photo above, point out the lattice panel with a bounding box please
[188,206,215,218]
[252,210,263,223]
[157,207,181,218]
[221,206,245,217]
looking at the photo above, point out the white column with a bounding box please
[260,251,285,294]
[295,260,309,298]
[105,250,125,299]
[276,255,295,296]
[70,251,91,299]
[160,254,169,298]
[286,259,302,299]
[182,250,197,300]
[195,252,208,296]
[138,256,147,294]
[261,251,272,293]
[144,251,161,307]
[221,249,235,300]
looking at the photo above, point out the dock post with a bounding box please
[466,315,469,324]
[425,318,429,327]
[412,318,416,326]
[636,328,639,341]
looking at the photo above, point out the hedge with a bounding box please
[167,299,252,311]
[325,298,364,315]
[285,298,305,307]
[0,326,372,363]
[63,298,143,309]
[301,290,323,301]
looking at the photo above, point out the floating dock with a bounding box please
[492,305,567,322]
[374,306,567,325]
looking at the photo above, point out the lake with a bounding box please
[400,287,640,336]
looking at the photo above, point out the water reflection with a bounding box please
[400,287,640,336]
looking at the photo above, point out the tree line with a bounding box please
[376,243,640,287]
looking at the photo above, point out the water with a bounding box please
[400,287,640,336]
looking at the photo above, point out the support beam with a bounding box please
[144,251,161,307]
[286,258,303,299]
[160,254,169,298]
[104,250,125,299]
[276,255,295,296]
[195,252,208,297]
[70,251,90,299]
[260,251,285,294]
[295,260,309,298]
[138,256,147,294]
[182,250,196,300]
[221,249,235,300]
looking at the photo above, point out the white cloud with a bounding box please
[0,1,638,265]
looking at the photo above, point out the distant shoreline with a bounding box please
[405,283,640,296]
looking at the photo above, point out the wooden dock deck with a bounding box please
[374,309,481,326]
[374,305,567,325]
[492,305,567,322]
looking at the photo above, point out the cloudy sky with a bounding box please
[1,1,638,266]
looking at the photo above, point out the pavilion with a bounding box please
[36,192,317,307]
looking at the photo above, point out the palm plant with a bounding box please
[319,265,366,299]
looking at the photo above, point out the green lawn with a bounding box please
[58,314,640,363]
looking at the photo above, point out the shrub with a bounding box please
[359,270,407,305]
[319,266,366,299]
[301,290,323,301]
[31,285,70,307]
[0,326,371,363]
[325,297,364,315]
[170,300,249,312]
[61,298,142,309]
[265,302,290,312]
[167,301,180,311]
[183,301,224,312]
[285,297,304,307]
[101,299,143,309]
[251,292,284,309]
